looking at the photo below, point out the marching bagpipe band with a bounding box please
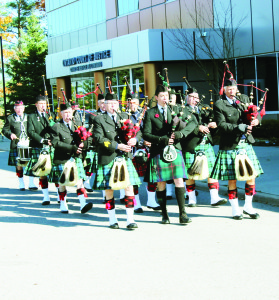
[220,60,269,181]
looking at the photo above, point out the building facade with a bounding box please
[46,0,279,119]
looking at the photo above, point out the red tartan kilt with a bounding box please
[132,157,147,177]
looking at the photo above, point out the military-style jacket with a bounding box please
[50,120,79,164]
[2,113,28,150]
[214,94,261,150]
[27,111,56,148]
[180,104,214,153]
[93,111,142,165]
[142,105,196,157]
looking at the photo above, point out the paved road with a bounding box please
[1,149,279,300]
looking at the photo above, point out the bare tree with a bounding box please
[167,0,248,95]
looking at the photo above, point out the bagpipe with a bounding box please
[220,61,269,181]
[42,75,55,127]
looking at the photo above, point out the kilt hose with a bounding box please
[184,143,216,177]
[93,156,141,190]
[48,157,86,183]
[211,142,264,181]
[149,149,187,183]
[24,147,54,177]
[8,148,19,166]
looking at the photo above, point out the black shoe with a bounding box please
[127,223,138,229]
[166,196,172,200]
[61,210,69,214]
[42,200,50,206]
[162,212,170,224]
[232,214,243,220]
[119,197,125,204]
[110,223,119,229]
[188,203,197,207]
[19,188,25,191]
[134,208,144,213]
[185,195,189,201]
[211,199,227,206]
[147,205,161,211]
[85,188,93,192]
[28,187,38,191]
[243,210,260,219]
[81,202,93,214]
[179,215,192,224]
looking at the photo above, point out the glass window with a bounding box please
[256,54,278,111]
[118,0,139,17]
[105,67,145,104]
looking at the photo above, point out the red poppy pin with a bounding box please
[235,100,240,104]
[155,114,159,118]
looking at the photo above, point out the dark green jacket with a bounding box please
[214,94,261,150]
[2,113,28,150]
[27,110,56,148]
[142,105,196,157]
[93,112,142,165]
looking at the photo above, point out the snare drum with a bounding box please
[17,145,32,162]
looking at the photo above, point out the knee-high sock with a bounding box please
[243,184,256,214]
[105,198,118,225]
[175,187,187,217]
[133,185,142,209]
[228,189,241,216]
[156,190,167,213]
[124,196,135,225]
[186,184,196,204]
[208,182,224,204]
[59,190,68,212]
[77,188,88,209]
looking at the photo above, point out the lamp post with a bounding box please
[0,36,7,120]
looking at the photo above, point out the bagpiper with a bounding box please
[211,78,263,219]
[181,87,227,207]
[143,85,196,224]
[92,93,142,229]
[47,102,93,214]
[24,95,56,205]
[2,100,37,191]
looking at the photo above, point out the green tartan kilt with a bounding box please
[48,157,86,183]
[84,150,98,174]
[24,147,54,177]
[8,148,19,166]
[184,143,216,176]
[210,142,264,181]
[93,156,141,190]
[149,149,187,183]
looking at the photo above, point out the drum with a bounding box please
[17,145,32,162]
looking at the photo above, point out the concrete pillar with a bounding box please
[94,71,105,109]
[143,62,161,107]
[56,76,71,102]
